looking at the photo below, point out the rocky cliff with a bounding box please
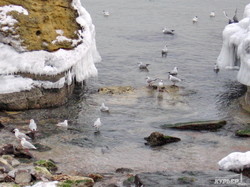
[0,0,101,110]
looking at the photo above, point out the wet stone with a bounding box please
[144,132,181,147]
[161,120,227,131]
[15,170,32,184]
[235,129,250,137]
[115,168,133,174]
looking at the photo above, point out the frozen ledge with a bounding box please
[217,3,250,86]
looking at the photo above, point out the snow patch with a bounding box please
[218,151,250,171]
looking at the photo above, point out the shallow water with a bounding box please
[1,0,250,177]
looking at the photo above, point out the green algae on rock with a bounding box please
[161,120,227,131]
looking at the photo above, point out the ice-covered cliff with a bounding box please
[0,0,101,110]
[217,3,250,86]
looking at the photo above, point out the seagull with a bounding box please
[162,28,174,35]
[146,76,158,86]
[168,67,178,76]
[21,138,36,151]
[233,9,239,23]
[100,103,109,112]
[192,16,198,23]
[138,62,150,70]
[13,129,31,140]
[223,10,238,24]
[29,119,37,132]
[93,118,102,131]
[158,80,164,92]
[103,10,110,16]
[56,120,68,128]
[210,11,215,17]
[169,75,181,86]
[161,45,168,57]
[214,63,219,73]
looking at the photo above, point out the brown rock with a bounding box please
[144,132,181,147]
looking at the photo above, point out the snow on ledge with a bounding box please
[218,151,250,171]
[217,3,250,86]
[0,0,101,94]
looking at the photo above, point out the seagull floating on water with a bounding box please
[146,76,158,87]
[100,103,109,112]
[21,137,36,151]
[29,119,37,132]
[103,10,110,16]
[56,120,68,128]
[162,28,174,35]
[192,16,198,23]
[161,45,168,57]
[168,67,178,76]
[14,128,31,140]
[138,62,150,70]
[169,75,181,86]
[210,11,215,17]
[214,63,219,73]
[93,118,102,131]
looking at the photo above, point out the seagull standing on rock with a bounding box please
[14,129,31,140]
[169,75,181,86]
[21,137,36,152]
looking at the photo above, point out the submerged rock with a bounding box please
[98,86,134,94]
[162,120,227,131]
[144,132,181,147]
[235,129,250,137]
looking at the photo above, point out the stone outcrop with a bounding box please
[0,0,81,52]
[144,132,181,147]
[0,0,98,110]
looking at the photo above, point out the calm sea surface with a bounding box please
[1,0,250,175]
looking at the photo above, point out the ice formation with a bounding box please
[217,3,250,86]
[218,151,250,171]
[0,0,101,94]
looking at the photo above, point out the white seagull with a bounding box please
[29,119,37,132]
[93,118,102,131]
[168,67,178,76]
[56,120,68,128]
[161,45,168,57]
[14,128,31,140]
[103,10,110,16]
[192,16,198,23]
[21,137,37,150]
[138,62,150,70]
[158,80,164,92]
[100,103,109,112]
[146,76,158,86]
[214,63,219,73]
[210,11,215,17]
[169,75,181,86]
[162,28,174,35]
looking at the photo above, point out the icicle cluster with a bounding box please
[217,3,250,86]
